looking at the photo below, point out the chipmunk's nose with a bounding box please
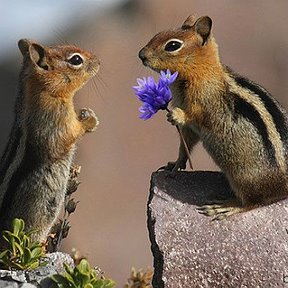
[138,48,147,63]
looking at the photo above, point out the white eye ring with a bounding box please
[67,53,84,68]
[164,38,184,53]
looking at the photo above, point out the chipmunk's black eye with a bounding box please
[164,40,183,52]
[67,54,83,66]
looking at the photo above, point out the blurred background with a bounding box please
[1,0,288,285]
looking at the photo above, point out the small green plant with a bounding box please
[0,218,46,270]
[51,258,116,288]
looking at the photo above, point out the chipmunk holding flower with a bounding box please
[0,39,99,242]
[138,15,288,219]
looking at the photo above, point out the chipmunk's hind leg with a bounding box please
[197,199,252,220]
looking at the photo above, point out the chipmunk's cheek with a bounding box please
[150,59,166,71]
[80,75,90,86]
[87,59,100,76]
[146,57,159,70]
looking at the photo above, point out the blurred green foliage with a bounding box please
[51,258,116,288]
[0,218,46,270]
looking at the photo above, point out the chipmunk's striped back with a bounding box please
[0,86,25,209]
[139,14,288,219]
[225,69,288,173]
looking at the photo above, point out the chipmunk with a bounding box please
[0,39,99,241]
[138,15,288,220]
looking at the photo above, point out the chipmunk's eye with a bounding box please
[164,39,183,52]
[67,53,84,67]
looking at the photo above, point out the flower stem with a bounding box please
[166,108,193,170]
[175,125,193,170]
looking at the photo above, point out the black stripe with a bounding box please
[0,127,22,185]
[234,75,288,150]
[231,93,277,166]
[0,141,40,229]
[0,83,25,185]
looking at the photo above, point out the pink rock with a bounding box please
[148,171,288,288]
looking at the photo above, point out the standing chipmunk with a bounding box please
[0,39,99,241]
[139,15,288,219]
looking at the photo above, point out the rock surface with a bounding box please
[147,171,288,288]
[0,252,73,288]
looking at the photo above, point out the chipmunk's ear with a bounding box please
[181,15,197,29]
[193,16,212,46]
[18,39,49,70]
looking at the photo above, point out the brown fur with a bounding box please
[0,39,99,241]
[139,16,288,219]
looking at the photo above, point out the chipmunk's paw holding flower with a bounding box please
[167,107,186,126]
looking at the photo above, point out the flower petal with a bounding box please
[133,70,178,120]
[169,71,179,83]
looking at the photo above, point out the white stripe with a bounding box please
[227,75,286,172]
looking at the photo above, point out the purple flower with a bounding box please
[133,69,178,120]
[159,69,179,85]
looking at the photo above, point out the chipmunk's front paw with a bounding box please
[167,108,186,126]
[158,160,186,173]
[79,108,99,132]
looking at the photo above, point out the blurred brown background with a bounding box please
[1,0,288,285]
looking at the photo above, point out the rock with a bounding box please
[19,284,35,288]
[147,171,288,288]
[0,281,18,288]
[27,252,74,285]
[0,270,26,283]
[0,252,73,288]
